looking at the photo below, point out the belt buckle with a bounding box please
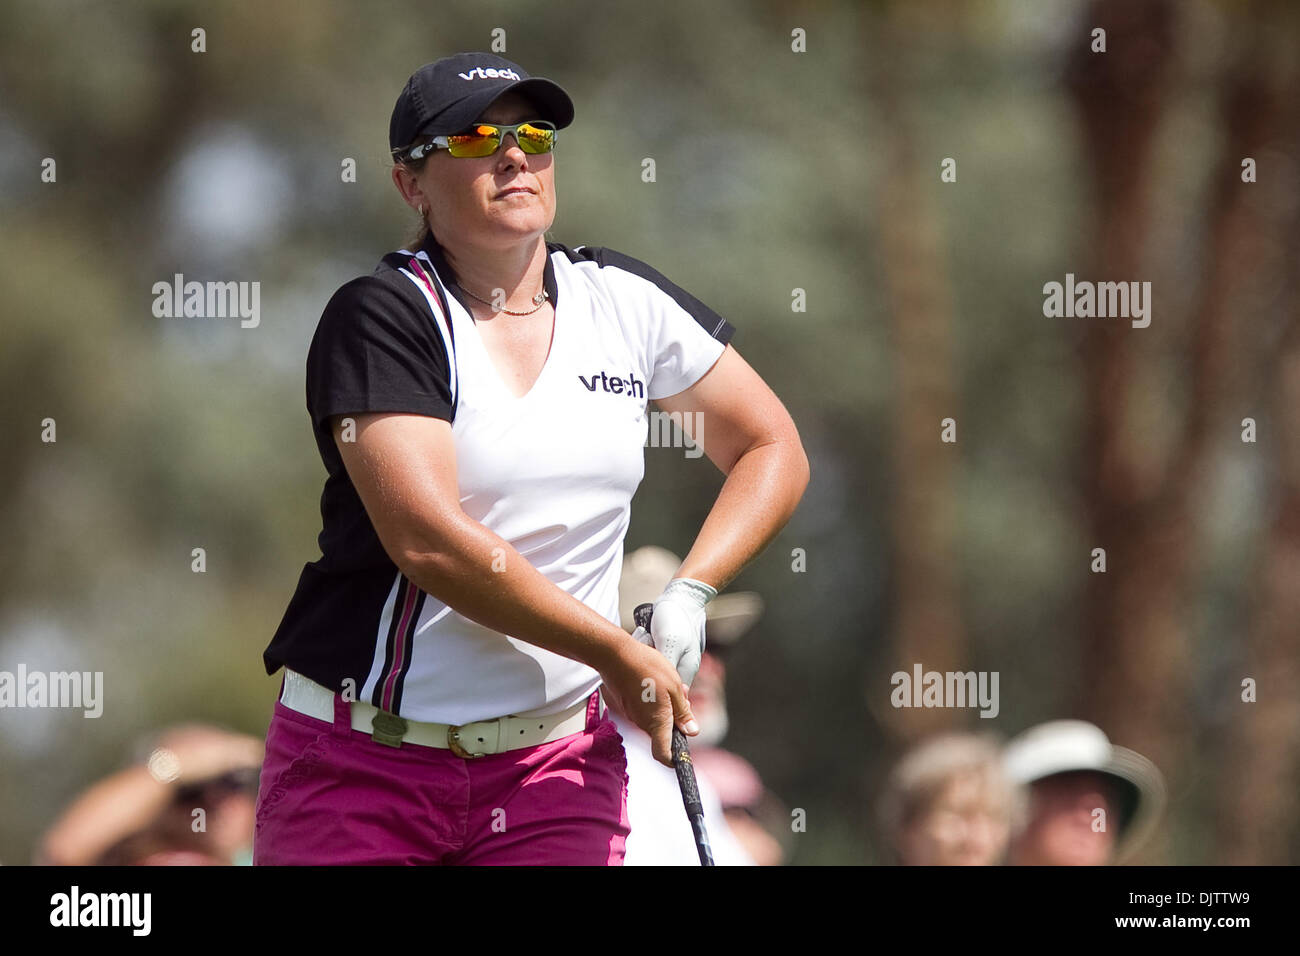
[371,710,408,748]
[447,723,486,759]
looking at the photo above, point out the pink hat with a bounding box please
[690,748,765,810]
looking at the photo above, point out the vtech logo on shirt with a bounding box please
[578,369,645,399]
[458,67,522,81]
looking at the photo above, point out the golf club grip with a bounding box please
[634,602,716,866]
[672,727,715,866]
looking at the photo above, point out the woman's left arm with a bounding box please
[653,343,811,592]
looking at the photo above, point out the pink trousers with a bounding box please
[253,686,629,865]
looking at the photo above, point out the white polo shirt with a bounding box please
[263,233,735,724]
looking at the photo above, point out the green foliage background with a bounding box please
[1,0,1294,865]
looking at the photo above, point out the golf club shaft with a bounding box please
[634,602,715,866]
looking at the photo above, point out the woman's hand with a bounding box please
[146,725,265,785]
[599,639,698,767]
[647,577,717,688]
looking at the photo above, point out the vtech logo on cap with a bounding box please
[458,66,522,81]
[390,53,574,153]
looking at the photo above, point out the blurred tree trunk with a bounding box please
[1066,1,1178,798]
[1216,310,1300,864]
[1214,9,1300,862]
[1069,0,1293,861]
[871,5,966,741]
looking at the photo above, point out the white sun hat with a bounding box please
[618,546,764,647]
[1002,719,1167,862]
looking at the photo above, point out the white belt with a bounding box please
[279,669,599,757]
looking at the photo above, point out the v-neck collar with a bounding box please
[419,233,563,405]
[418,232,559,321]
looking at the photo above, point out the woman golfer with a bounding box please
[254,52,809,865]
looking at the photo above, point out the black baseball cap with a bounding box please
[389,53,575,157]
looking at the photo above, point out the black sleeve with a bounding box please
[306,274,454,433]
[578,245,736,345]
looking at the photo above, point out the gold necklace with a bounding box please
[458,282,549,316]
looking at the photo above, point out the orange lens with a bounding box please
[445,125,502,158]
[445,122,555,158]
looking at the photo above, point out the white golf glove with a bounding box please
[640,577,717,689]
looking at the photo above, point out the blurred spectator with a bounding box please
[878,731,1020,865]
[615,545,768,865]
[36,723,262,866]
[691,747,791,865]
[1003,720,1166,866]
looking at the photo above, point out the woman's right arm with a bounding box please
[331,410,696,765]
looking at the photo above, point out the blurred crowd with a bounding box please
[879,722,1165,866]
[31,546,1165,866]
[36,724,262,866]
